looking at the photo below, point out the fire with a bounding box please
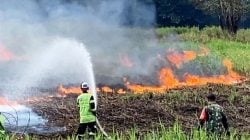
[159,68,180,88]
[120,54,133,68]
[24,96,54,103]
[126,49,243,93]
[57,85,119,95]
[57,48,243,95]
[166,51,196,68]
[0,45,14,62]
[117,88,126,94]
[126,84,166,94]
[58,85,81,95]
[101,86,113,93]
[0,97,18,106]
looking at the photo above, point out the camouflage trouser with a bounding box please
[206,129,225,139]
[206,125,224,135]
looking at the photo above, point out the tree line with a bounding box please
[59,0,250,34]
[154,0,250,34]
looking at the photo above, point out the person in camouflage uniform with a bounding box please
[199,93,229,135]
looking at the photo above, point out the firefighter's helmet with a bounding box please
[81,82,89,89]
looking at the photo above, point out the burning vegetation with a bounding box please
[0,97,18,106]
[0,46,247,138]
[58,47,243,95]
[28,80,250,137]
[0,45,14,62]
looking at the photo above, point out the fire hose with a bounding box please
[95,96,110,138]
[96,118,109,138]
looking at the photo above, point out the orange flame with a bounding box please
[126,84,166,94]
[126,58,242,93]
[57,48,243,95]
[117,88,126,94]
[0,97,18,106]
[57,85,118,95]
[167,51,196,68]
[126,47,242,94]
[120,54,133,68]
[101,86,113,93]
[57,85,82,95]
[184,59,241,85]
[0,45,14,62]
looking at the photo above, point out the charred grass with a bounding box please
[27,80,250,138]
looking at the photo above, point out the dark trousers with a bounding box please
[77,122,97,139]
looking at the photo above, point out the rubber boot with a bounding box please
[88,132,95,140]
[77,134,84,140]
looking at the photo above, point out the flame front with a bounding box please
[57,85,120,95]
[126,49,243,93]
[58,85,82,95]
[57,48,243,95]
[0,97,18,106]
[166,51,196,68]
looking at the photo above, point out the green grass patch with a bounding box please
[156,27,250,75]
[206,40,250,75]
[4,123,249,140]
[156,26,250,43]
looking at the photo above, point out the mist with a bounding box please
[0,0,159,96]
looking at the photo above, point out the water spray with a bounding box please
[0,34,110,136]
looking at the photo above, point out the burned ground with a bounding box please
[28,80,250,137]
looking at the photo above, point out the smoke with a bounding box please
[0,0,157,96]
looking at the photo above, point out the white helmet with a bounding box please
[81,82,89,89]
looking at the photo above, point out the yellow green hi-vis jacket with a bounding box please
[77,93,96,123]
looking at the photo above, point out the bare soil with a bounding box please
[28,80,250,137]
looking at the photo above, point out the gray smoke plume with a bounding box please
[0,0,158,96]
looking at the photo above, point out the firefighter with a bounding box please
[199,93,229,136]
[0,112,5,139]
[76,82,96,140]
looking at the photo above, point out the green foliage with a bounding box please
[154,0,217,27]
[190,0,250,33]
[4,122,250,140]
[103,123,247,140]
[182,55,226,76]
[207,40,250,75]
[242,95,250,104]
[156,27,199,38]
[236,29,250,42]
[155,27,250,75]
[201,26,229,39]
[228,90,238,103]
[156,26,250,43]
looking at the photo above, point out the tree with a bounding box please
[154,0,217,27]
[190,0,250,34]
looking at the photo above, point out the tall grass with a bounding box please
[206,40,250,75]
[156,26,250,43]
[156,27,250,76]
[61,123,248,140]
[5,123,246,140]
